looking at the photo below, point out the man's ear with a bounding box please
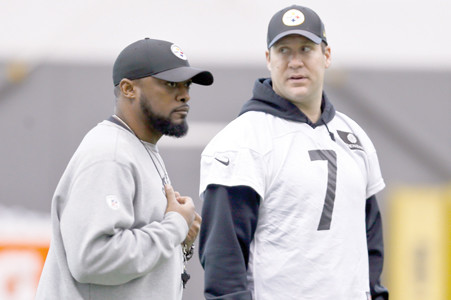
[265,50,271,72]
[119,79,136,99]
[324,45,332,69]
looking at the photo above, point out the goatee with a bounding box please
[140,96,188,138]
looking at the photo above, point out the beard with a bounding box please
[139,94,188,138]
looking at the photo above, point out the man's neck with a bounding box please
[114,112,162,144]
[292,94,323,123]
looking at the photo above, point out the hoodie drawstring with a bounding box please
[322,118,335,141]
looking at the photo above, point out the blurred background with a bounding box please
[0,0,450,299]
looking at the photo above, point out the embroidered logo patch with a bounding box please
[337,130,364,151]
[171,44,187,60]
[282,9,305,26]
[106,195,120,210]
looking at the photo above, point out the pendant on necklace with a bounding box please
[181,268,190,288]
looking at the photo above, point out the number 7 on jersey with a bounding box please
[308,150,337,231]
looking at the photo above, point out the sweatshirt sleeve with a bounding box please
[59,160,188,285]
[366,195,389,300]
[199,184,260,300]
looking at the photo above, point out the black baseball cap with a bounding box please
[267,5,327,48]
[113,38,213,86]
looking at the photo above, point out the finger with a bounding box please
[194,212,202,222]
[192,218,201,231]
[188,213,201,232]
[164,184,176,202]
[176,196,193,205]
[175,191,181,198]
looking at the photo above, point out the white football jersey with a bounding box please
[200,111,384,300]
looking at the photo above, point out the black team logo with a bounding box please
[337,130,364,151]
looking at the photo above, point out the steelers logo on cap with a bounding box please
[171,44,188,60]
[282,9,305,26]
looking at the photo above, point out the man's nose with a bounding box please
[288,53,304,68]
[177,86,190,103]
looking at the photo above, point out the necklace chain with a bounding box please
[112,115,169,187]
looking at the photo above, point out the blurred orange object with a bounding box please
[0,206,50,300]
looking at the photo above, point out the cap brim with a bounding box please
[152,66,214,86]
[268,30,322,48]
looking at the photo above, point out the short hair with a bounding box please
[320,42,326,54]
[114,85,121,98]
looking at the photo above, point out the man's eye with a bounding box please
[279,47,289,54]
[166,82,177,88]
[185,81,193,88]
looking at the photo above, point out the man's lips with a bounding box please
[287,75,308,85]
[289,75,307,80]
[173,105,190,116]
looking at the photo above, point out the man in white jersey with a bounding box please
[199,5,388,300]
[36,38,213,300]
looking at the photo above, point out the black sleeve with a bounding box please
[366,195,389,300]
[199,184,260,300]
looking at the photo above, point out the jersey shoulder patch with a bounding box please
[336,130,364,151]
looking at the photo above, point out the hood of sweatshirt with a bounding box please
[239,78,335,128]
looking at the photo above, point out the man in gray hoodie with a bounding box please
[36,38,213,300]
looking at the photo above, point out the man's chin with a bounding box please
[163,122,189,138]
[285,91,309,102]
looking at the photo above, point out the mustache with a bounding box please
[171,104,190,113]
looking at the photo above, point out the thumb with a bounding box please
[176,196,187,204]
